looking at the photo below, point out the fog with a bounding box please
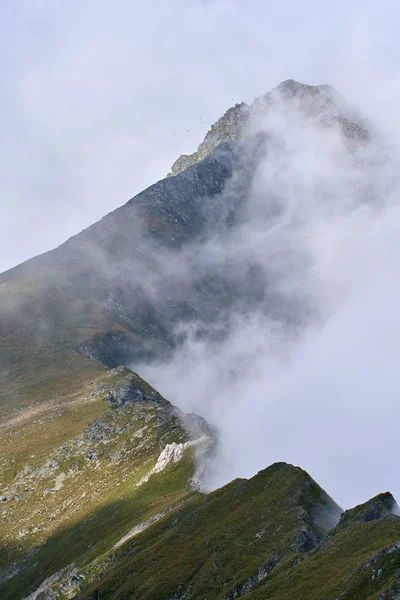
[137,89,400,509]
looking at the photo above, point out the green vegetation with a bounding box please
[248,517,400,599]
[1,454,196,599]
[9,459,399,600]
[20,463,397,600]
[27,463,340,599]
[0,369,204,599]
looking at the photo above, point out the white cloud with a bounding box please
[137,93,400,509]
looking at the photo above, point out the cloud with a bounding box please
[137,89,400,509]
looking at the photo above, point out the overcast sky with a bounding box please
[1,0,400,273]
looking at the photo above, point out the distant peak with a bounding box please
[275,78,304,94]
[339,492,400,527]
[274,79,339,96]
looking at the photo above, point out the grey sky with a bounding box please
[1,0,400,272]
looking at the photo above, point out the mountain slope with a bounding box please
[0,368,213,599]
[0,139,247,420]
[0,80,372,422]
[19,462,343,599]
[248,494,400,600]
[19,463,400,600]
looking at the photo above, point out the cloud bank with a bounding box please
[137,89,400,509]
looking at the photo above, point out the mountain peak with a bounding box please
[338,492,400,527]
[275,78,306,94]
[169,79,369,176]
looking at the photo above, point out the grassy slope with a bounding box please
[0,275,129,421]
[2,457,196,600]
[74,467,400,600]
[0,369,199,600]
[248,518,400,599]
[2,359,399,600]
[77,463,339,600]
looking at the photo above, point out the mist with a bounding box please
[137,89,400,510]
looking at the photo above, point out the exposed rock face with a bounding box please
[169,102,250,176]
[339,492,400,527]
[101,368,216,445]
[290,524,321,553]
[168,79,370,177]
[137,436,211,488]
[102,368,170,409]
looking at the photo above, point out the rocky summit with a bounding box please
[1,81,400,599]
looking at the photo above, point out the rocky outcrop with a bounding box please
[136,436,210,487]
[338,492,400,527]
[101,367,170,409]
[169,103,250,176]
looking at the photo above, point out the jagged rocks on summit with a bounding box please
[169,102,250,176]
[168,79,370,177]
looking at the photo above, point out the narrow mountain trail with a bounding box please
[0,393,100,431]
